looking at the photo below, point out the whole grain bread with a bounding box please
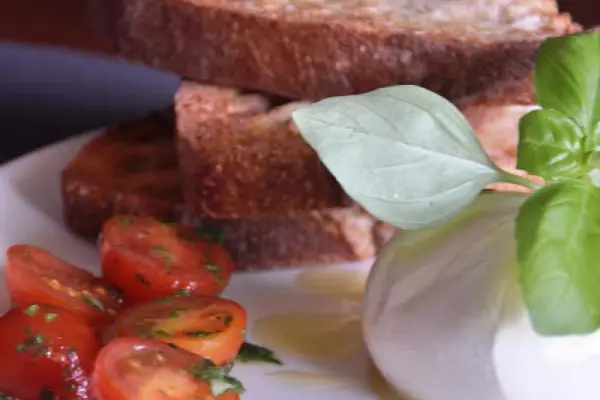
[61,113,395,271]
[176,79,535,218]
[87,0,578,100]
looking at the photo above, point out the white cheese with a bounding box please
[362,191,600,400]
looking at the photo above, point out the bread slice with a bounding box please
[61,112,395,271]
[176,79,536,218]
[176,83,350,218]
[87,0,578,100]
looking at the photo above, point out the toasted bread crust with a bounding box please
[87,0,578,100]
[176,78,536,218]
[177,99,352,218]
[61,113,395,270]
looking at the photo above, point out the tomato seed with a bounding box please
[94,286,107,296]
[47,279,61,290]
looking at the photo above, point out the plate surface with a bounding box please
[0,133,378,400]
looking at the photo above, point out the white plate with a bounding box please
[0,133,380,400]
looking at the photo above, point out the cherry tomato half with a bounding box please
[115,296,246,366]
[92,338,242,400]
[0,305,100,400]
[5,244,122,327]
[100,216,234,304]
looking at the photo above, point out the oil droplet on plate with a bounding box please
[253,313,363,361]
[267,370,364,390]
[368,361,413,400]
[295,268,368,302]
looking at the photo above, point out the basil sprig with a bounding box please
[292,32,600,336]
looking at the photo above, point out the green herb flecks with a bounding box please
[152,330,172,338]
[203,262,220,273]
[44,313,58,323]
[39,387,55,400]
[16,332,47,357]
[150,245,174,271]
[136,330,153,339]
[186,330,214,337]
[135,273,150,286]
[82,294,105,311]
[236,342,282,365]
[116,216,133,226]
[217,315,233,326]
[194,227,226,244]
[24,304,40,317]
[189,360,245,397]
[175,289,192,297]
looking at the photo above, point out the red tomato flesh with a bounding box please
[115,296,246,366]
[5,244,122,327]
[100,216,234,304]
[0,305,100,400]
[92,338,241,400]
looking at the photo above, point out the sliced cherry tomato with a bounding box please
[115,296,246,366]
[5,244,123,327]
[100,216,234,304]
[92,338,242,400]
[0,305,101,400]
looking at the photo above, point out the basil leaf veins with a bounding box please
[517,109,585,180]
[516,179,600,335]
[292,85,503,230]
[534,32,600,143]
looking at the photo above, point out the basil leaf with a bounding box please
[517,109,586,180]
[515,179,600,335]
[292,85,499,230]
[534,33,600,146]
[236,342,282,365]
[210,376,245,397]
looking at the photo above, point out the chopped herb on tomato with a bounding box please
[81,294,105,312]
[203,262,220,273]
[39,387,55,400]
[5,245,122,328]
[44,313,58,323]
[235,342,282,365]
[186,330,213,337]
[188,360,245,397]
[24,304,40,317]
[115,296,246,366]
[92,338,242,400]
[194,227,226,244]
[0,306,100,399]
[116,216,132,226]
[100,216,234,304]
[15,333,47,356]
[135,273,149,286]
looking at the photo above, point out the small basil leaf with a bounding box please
[534,32,600,147]
[236,342,282,365]
[517,108,586,180]
[292,85,499,230]
[210,376,245,397]
[516,179,600,335]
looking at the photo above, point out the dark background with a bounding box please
[0,0,597,164]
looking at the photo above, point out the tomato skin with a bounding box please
[5,244,123,328]
[100,216,234,305]
[115,296,247,365]
[0,305,100,400]
[92,338,240,400]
